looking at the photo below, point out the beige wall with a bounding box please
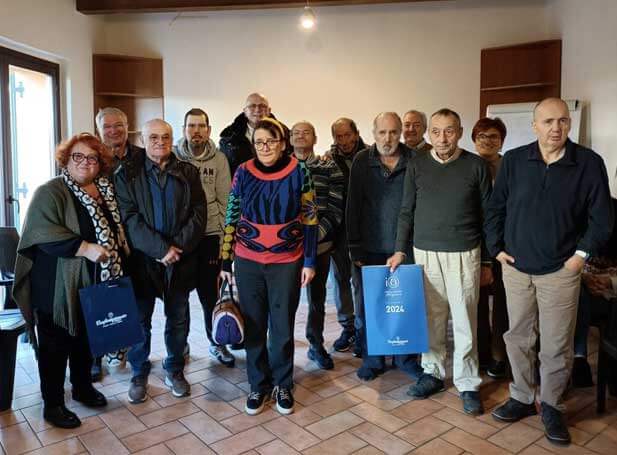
[99,0,551,151]
[547,0,617,193]
[0,0,102,136]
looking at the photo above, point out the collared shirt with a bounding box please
[485,139,614,275]
[145,157,179,237]
[430,147,462,164]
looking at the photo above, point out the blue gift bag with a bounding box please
[79,276,144,357]
[361,264,429,356]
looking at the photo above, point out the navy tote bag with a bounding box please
[79,275,144,357]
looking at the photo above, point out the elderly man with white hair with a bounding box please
[114,119,206,404]
[95,107,144,172]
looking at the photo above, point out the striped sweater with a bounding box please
[298,152,345,255]
[221,155,318,270]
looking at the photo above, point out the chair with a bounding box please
[596,297,617,413]
[0,227,19,310]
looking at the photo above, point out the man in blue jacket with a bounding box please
[485,98,613,446]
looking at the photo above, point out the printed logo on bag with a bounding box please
[96,312,128,328]
[385,276,400,288]
[387,336,409,347]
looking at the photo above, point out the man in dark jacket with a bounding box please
[219,93,289,176]
[485,98,613,446]
[328,118,367,354]
[115,119,206,404]
[346,112,421,382]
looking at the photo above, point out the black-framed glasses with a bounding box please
[254,139,281,151]
[71,152,100,165]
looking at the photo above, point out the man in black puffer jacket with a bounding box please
[219,93,289,177]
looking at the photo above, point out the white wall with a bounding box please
[547,0,617,193]
[99,0,551,152]
[0,0,102,136]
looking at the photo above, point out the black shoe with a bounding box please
[407,374,445,399]
[541,402,571,446]
[91,357,103,383]
[571,357,593,388]
[245,391,270,416]
[333,329,356,352]
[274,386,294,415]
[356,364,384,381]
[43,405,81,429]
[230,342,245,351]
[460,391,484,415]
[487,360,508,379]
[492,398,537,422]
[72,388,107,407]
[352,342,363,358]
[308,345,334,370]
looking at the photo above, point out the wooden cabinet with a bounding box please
[480,40,561,117]
[93,54,163,144]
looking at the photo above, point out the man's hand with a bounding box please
[159,245,183,266]
[496,251,515,266]
[564,254,585,273]
[320,150,334,161]
[77,241,111,263]
[353,260,364,267]
[386,252,406,273]
[301,267,316,287]
[480,265,494,287]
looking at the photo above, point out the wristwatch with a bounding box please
[575,250,590,261]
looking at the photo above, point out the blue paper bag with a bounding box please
[79,277,144,357]
[361,264,429,356]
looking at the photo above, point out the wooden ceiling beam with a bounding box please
[76,0,437,15]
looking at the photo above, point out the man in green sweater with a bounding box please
[388,108,493,416]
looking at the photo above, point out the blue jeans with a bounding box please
[128,289,190,377]
[330,232,357,332]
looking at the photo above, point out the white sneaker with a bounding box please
[209,345,235,367]
[105,349,127,368]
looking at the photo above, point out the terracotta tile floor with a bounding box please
[2,291,617,455]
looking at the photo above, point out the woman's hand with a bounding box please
[77,241,110,263]
[220,270,233,285]
[301,267,315,287]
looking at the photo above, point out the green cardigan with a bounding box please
[13,177,92,336]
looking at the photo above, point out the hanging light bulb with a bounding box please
[300,4,316,30]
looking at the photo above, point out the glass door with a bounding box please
[0,46,60,230]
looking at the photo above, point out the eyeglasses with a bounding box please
[71,152,100,165]
[254,139,281,151]
[246,103,268,111]
[148,134,172,144]
[477,133,502,142]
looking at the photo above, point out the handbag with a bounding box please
[79,269,144,357]
[212,279,244,346]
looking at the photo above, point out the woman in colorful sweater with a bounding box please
[220,118,317,416]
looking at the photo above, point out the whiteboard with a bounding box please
[486,100,581,152]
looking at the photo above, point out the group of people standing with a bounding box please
[12,93,613,448]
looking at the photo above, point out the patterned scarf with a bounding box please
[62,169,129,282]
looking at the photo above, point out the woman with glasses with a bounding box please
[220,118,317,416]
[13,133,129,428]
[472,117,509,379]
